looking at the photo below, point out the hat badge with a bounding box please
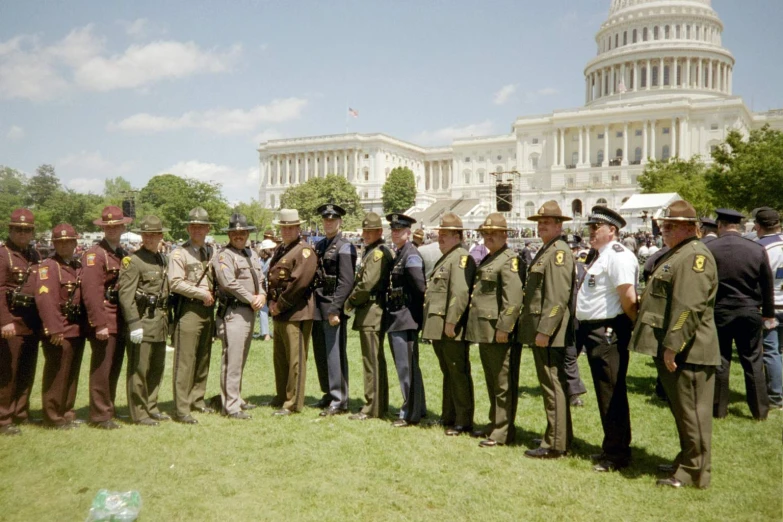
[19,215,25,222]
[326,204,334,213]
[392,214,399,222]
[61,230,66,237]
[107,213,113,219]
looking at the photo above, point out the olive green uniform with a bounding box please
[631,236,719,488]
[519,237,575,452]
[422,245,476,427]
[346,239,393,418]
[465,245,523,444]
[119,249,169,423]
[168,242,215,419]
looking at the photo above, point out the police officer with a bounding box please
[466,213,523,447]
[631,200,719,488]
[422,212,476,435]
[168,207,217,424]
[0,208,41,436]
[384,212,427,427]
[700,217,718,244]
[267,209,317,416]
[213,213,265,419]
[35,223,86,429]
[119,215,171,426]
[520,201,576,459]
[576,206,639,471]
[708,208,774,420]
[345,213,393,420]
[82,206,130,430]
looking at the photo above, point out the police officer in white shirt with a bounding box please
[576,206,639,472]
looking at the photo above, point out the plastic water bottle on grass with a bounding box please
[86,489,142,521]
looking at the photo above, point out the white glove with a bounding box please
[130,328,144,344]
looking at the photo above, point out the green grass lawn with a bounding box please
[1,331,780,521]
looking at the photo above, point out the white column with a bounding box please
[343,151,348,177]
[650,120,657,160]
[642,120,648,164]
[295,153,301,183]
[611,66,616,95]
[621,62,626,90]
[622,122,629,165]
[728,66,732,94]
[707,59,713,89]
[698,59,703,88]
[634,61,639,91]
[686,57,691,87]
[671,117,677,158]
[679,117,688,159]
[585,126,591,166]
[646,59,651,89]
[559,128,565,166]
[585,76,590,103]
[578,126,584,166]
[603,125,609,167]
[552,129,558,166]
[353,150,358,181]
[659,57,664,87]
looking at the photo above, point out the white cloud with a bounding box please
[125,18,150,38]
[111,98,308,134]
[66,177,106,194]
[493,84,517,105]
[536,87,559,96]
[58,150,134,176]
[414,120,495,145]
[253,129,284,144]
[161,160,259,202]
[0,25,240,100]
[6,125,24,140]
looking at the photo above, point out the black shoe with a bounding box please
[593,459,628,472]
[150,413,170,421]
[470,429,488,439]
[135,418,159,427]
[227,411,251,420]
[91,420,121,430]
[273,408,292,416]
[240,402,257,411]
[192,406,216,414]
[657,464,675,474]
[319,406,347,417]
[590,453,606,462]
[479,439,502,448]
[264,399,284,408]
[309,397,331,409]
[392,419,410,428]
[524,447,566,459]
[445,425,473,436]
[0,424,21,436]
[532,437,543,446]
[349,412,371,421]
[570,396,584,407]
[174,415,199,425]
[656,476,683,488]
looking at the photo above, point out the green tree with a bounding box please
[0,166,28,231]
[103,176,135,206]
[638,156,714,215]
[280,175,363,232]
[26,164,61,208]
[44,190,105,233]
[234,199,274,241]
[706,125,783,211]
[382,167,416,214]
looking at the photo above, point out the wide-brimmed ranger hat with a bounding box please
[93,205,133,226]
[477,213,512,232]
[51,223,80,241]
[362,212,383,230]
[529,200,572,222]
[183,207,215,225]
[223,213,257,232]
[433,212,465,231]
[586,206,626,229]
[133,215,169,233]
[260,239,277,249]
[273,209,301,227]
[656,200,699,222]
[9,208,35,229]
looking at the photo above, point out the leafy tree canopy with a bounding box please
[382,167,416,214]
[0,167,28,232]
[638,156,714,216]
[280,175,364,232]
[26,164,61,208]
[234,199,274,241]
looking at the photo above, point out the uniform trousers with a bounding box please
[41,337,85,426]
[88,331,126,422]
[312,317,349,409]
[0,334,39,426]
[388,330,426,423]
[713,308,769,420]
[126,339,166,422]
[655,359,715,489]
[479,342,521,445]
[532,345,572,452]
[172,302,213,418]
[564,342,587,398]
[217,305,255,415]
[273,319,312,412]
[578,315,633,463]
[432,339,474,427]
[358,329,389,418]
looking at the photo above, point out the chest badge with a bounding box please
[39,267,48,280]
[588,275,596,288]
[302,249,311,259]
[692,255,706,273]
[86,253,96,266]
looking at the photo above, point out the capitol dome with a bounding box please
[585,0,734,106]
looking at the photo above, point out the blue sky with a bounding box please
[1,0,780,204]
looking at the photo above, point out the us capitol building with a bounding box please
[257,0,782,231]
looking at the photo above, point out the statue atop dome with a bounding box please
[609,0,712,16]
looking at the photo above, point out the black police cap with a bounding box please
[714,208,744,224]
[317,203,346,219]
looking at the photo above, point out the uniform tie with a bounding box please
[199,247,207,262]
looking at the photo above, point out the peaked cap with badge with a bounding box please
[223,213,257,232]
[699,217,717,228]
[273,209,301,227]
[317,203,346,219]
[586,205,626,229]
[714,208,745,224]
[476,212,512,232]
[183,207,215,225]
[529,200,572,222]
[93,205,133,226]
[9,208,36,228]
[51,223,80,241]
[656,200,699,222]
[433,212,465,231]
[133,215,169,234]
[386,213,416,229]
[361,212,383,230]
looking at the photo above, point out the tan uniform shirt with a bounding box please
[168,242,214,301]
[212,245,264,305]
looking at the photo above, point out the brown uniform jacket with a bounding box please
[0,242,41,334]
[267,238,317,322]
[81,240,126,335]
[35,256,83,338]
[422,245,476,341]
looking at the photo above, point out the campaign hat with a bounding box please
[133,215,169,233]
[273,209,301,227]
[529,200,572,222]
[432,212,464,231]
[477,213,512,232]
[362,212,383,230]
[585,206,626,229]
[51,223,80,241]
[657,200,699,222]
[224,213,257,232]
[93,205,133,226]
[9,208,35,229]
[260,239,277,249]
[183,207,215,225]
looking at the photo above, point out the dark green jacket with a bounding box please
[347,240,393,332]
[119,248,169,342]
[422,245,476,341]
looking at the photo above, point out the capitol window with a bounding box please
[663,127,670,134]
[597,132,604,139]
[525,201,536,218]
[643,27,648,41]
[654,26,659,40]
[497,155,502,160]
[710,123,719,130]
[652,66,659,86]
[532,138,539,144]
[616,131,623,138]
[665,25,670,39]
[635,147,642,163]
[596,198,608,206]
[623,31,627,46]
[632,29,637,43]
[686,25,691,39]
[465,157,471,162]
[615,34,619,48]
[478,170,485,183]
[662,145,670,160]
[635,129,642,137]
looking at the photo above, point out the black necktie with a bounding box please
[199,247,207,262]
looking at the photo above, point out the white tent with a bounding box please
[619,193,681,231]
[121,231,142,243]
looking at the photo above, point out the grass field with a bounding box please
[0,330,780,521]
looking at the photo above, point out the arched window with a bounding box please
[615,34,619,48]
[695,26,700,40]
[662,145,670,160]
[615,148,623,159]
[654,26,659,40]
[643,27,648,41]
[634,147,642,163]
[686,25,691,39]
[597,150,604,165]
[596,198,608,206]
[363,168,369,181]
[652,65,659,86]
[665,25,670,39]
[623,31,627,45]
[632,28,638,43]
[478,169,485,184]
[572,199,583,217]
[464,169,472,185]
[675,25,680,39]
[630,68,635,88]
[530,153,540,169]
[607,37,611,50]
[525,201,536,218]
[664,65,670,86]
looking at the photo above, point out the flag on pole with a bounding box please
[618,79,627,94]
[348,107,359,118]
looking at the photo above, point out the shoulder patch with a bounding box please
[554,250,566,266]
[122,256,132,269]
[218,254,226,263]
[612,244,624,253]
[406,254,423,268]
[302,249,311,259]
[692,254,706,273]
[511,257,519,272]
[85,253,96,266]
[459,255,468,269]
[373,249,383,262]
[39,266,48,280]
